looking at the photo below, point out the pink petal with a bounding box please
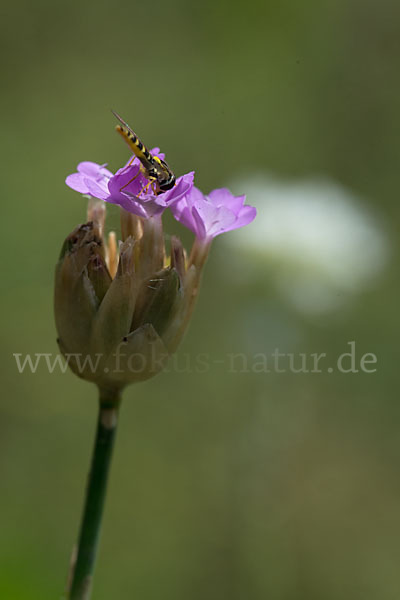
[65,173,89,194]
[207,188,246,213]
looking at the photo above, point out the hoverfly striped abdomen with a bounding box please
[112,110,176,194]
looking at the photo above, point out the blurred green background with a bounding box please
[1,0,400,598]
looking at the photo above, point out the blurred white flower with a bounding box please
[224,174,391,315]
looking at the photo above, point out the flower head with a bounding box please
[170,186,257,241]
[61,123,257,392]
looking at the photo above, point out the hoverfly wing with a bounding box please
[112,110,155,170]
[112,110,137,137]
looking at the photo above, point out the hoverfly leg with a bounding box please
[119,169,141,192]
[139,179,156,196]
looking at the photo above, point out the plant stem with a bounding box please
[68,388,121,600]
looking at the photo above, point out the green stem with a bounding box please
[68,388,121,600]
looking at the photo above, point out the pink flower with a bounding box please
[66,154,194,219]
[65,162,113,201]
[170,186,257,241]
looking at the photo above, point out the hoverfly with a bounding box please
[112,110,176,194]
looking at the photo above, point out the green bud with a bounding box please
[131,267,182,338]
[54,223,105,359]
[86,254,113,304]
[54,204,209,393]
[90,237,136,358]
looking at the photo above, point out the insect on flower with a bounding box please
[112,110,176,195]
